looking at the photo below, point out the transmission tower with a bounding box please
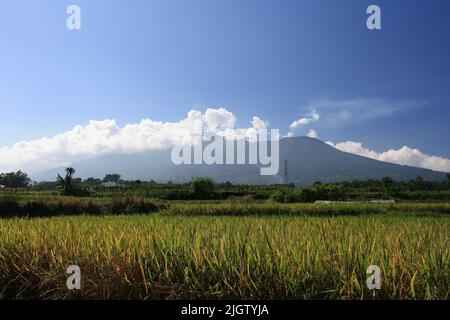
[284,160,289,185]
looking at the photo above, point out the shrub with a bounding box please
[0,196,160,218]
[0,194,21,217]
[191,178,215,200]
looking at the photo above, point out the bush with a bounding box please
[0,196,161,218]
[0,194,21,216]
[272,186,347,203]
[191,178,215,200]
[110,198,159,215]
[271,190,287,203]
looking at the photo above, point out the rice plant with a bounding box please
[0,213,448,299]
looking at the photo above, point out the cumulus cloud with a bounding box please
[203,108,236,131]
[307,129,318,139]
[251,116,268,130]
[0,108,269,173]
[285,132,294,138]
[289,110,320,129]
[327,141,450,172]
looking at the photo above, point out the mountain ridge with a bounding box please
[33,137,447,185]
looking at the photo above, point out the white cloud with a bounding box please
[289,110,320,129]
[251,116,268,130]
[285,132,294,138]
[203,108,236,131]
[327,141,450,172]
[307,129,318,139]
[290,118,310,128]
[0,108,269,173]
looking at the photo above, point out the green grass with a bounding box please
[0,213,448,299]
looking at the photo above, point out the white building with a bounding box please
[101,181,120,188]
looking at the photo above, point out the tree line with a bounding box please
[1,169,450,201]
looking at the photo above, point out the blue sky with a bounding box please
[0,0,449,172]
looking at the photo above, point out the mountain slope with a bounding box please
[281,137,446,184]
[34,137,447,185]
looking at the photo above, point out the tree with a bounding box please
[414,176,425,190]
[381,176,394,192]
[84,177,102,187]
[191,177,215,199]
[57,167,77,196]
[103,174,121,183]
[0,171,31,189]
[223,181,233,190]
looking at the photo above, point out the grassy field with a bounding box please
[0,208,448,300]
[168,202,450,216]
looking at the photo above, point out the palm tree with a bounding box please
[57,167,76,196]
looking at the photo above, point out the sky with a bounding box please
[0,0,449,174]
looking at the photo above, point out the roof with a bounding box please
[101,181,119,187]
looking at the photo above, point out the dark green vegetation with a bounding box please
[0,194,161,218]
[19,169,450,201]
[0,171,30,189]
[1,173,449,218]
[2,168,450,202]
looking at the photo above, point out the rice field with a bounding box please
[0,210,448,300]
[168,202,450,216]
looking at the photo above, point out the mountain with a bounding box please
[34,137,447,185]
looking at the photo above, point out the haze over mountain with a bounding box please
[33,137,447,185]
